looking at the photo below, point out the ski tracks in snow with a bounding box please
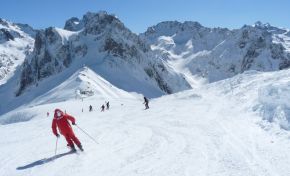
[92,91,288,176]
[3,91,290,175]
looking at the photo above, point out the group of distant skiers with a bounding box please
[88,101,110,112]
[50,96,149,152]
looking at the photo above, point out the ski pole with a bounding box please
[55,137,58,156]
[75,124,99,144]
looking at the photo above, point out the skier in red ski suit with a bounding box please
[52,109,83,151]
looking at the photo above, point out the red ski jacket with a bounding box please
[52,109,76,136]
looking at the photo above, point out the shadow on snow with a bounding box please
[16,151,75,170]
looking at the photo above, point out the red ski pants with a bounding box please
[63,131,81,147]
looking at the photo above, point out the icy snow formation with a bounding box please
[206,69,290,131]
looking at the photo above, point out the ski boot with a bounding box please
[77,144,84,151]
[70,145,77,152]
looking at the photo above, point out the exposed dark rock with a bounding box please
[0,28,14,41]
[64,17,83,31]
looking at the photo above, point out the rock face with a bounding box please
[64,17,83,31]
[17,12,190,96]
[141,21,290,82]
[0,18,35,85]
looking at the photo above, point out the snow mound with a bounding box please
[206,69,290,130]
[258,83,290,130]
[0,110,35,125]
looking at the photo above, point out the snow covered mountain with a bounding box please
[16,11,190,98]
[3,11,290,176]
[0,18,35,85]
[0,11,191,115]
[141,21,290,84]
[2,11,290,115]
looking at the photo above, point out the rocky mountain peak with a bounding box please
[251,21,287,34]
[64,11,125,34]
[0,18,9,27]
[82,11,127,35]
[64,17,83,31]
[144,21,205,37]
[253,21,276,29]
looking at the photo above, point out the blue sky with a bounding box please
[0,0,289,33]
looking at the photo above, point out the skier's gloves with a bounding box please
[56,134,60,138]
[72,122,76,125]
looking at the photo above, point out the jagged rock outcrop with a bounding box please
[0,18,35,85]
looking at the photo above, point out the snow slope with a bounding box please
[1,68,290,176]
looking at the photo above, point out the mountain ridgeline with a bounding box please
[141,21,290,82]
[1,11,290,98]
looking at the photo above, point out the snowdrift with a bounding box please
[258,83,290,130]
[207,69,290,130]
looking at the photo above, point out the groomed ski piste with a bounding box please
[2,67,290,176]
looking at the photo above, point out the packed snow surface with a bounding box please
[1,68,290,176]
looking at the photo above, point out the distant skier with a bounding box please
[106,101,110,110]
[143,96,149,109]
[89,105,93,112]
[47,112,49,117]
[101,105,105,112]
[52,109,83,152]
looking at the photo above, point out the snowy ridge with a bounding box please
[31,67,136,106]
